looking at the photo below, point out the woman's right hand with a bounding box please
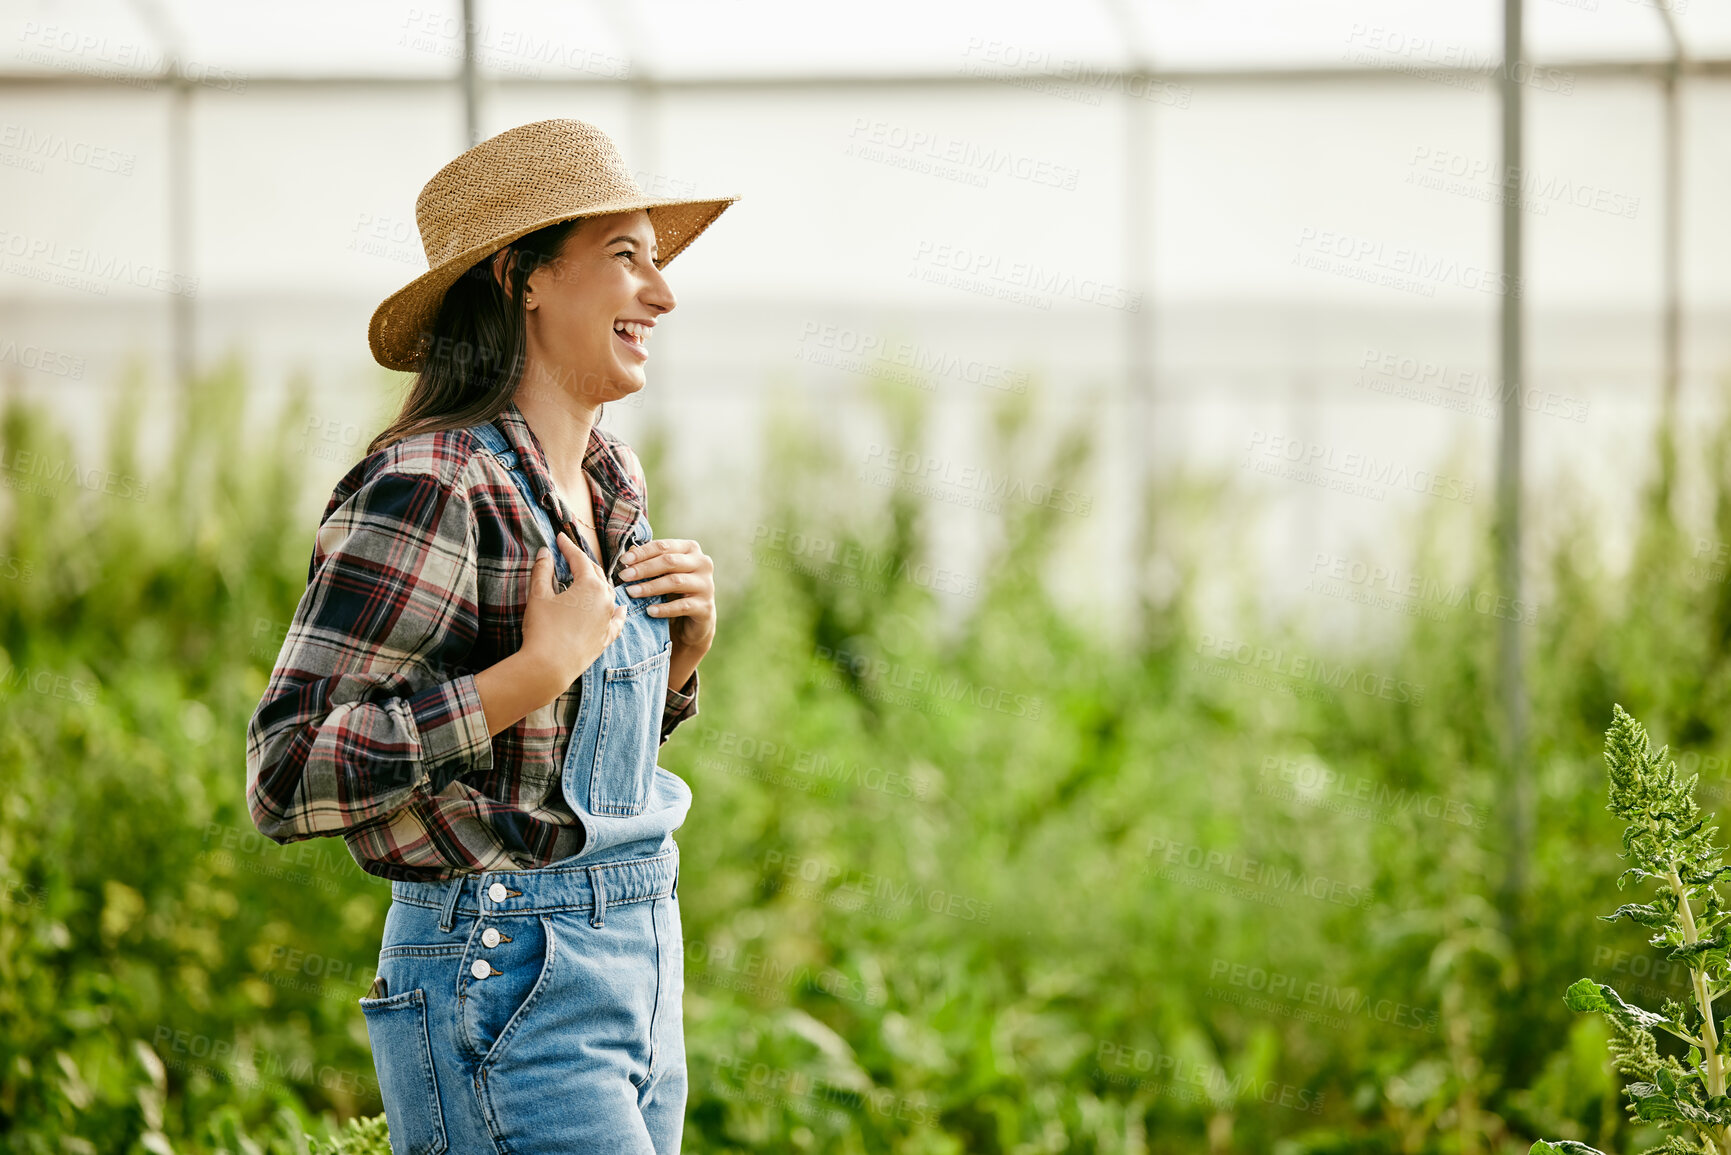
[520,531,626,699]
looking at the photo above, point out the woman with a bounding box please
[244,119,737,1154]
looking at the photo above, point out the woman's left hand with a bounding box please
[619,538,716,654]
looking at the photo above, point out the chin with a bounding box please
[603,374,646,402]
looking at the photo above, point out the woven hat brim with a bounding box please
[368,194,738,372]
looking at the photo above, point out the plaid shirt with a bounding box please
[245,401,699,882]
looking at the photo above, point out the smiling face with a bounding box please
[503,208,675,405]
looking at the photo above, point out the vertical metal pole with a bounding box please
[1656,7,1684,464]
[461,0,480,147]
[1661,66,1679,421]
[599,1,662,422]
[628,80,660,427]
[631,83,661,192]
[1102,0,1157,628]
[132,0,193,388]
[1125,78,1154,515]
[168,75,193,388]
[593,0,657,185]
[1496,0,1528,933]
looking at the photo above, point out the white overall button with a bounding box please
[488,882,507,903]
[481,927,502,948]
[471,958,492,980]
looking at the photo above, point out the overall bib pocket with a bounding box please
[358,987,448,1155]
[590,639,671,817]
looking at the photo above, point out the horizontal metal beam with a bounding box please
[0,57,1727,94]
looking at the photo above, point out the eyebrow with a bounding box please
[605,234,655,250]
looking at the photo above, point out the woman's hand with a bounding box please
[519,531,627,697]
[619,538,716,657]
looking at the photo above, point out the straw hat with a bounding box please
[368,118,738,371]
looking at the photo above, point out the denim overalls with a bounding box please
[357,419,694,1154]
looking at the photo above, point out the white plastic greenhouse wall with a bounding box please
[2,0,1729,641]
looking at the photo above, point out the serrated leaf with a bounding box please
[1668,928,1731,962]
[1602,903,1673,928]
[1681,865,1731,886]
[1627,1084,1685,1122]
[1626,1080,1722,1126]
[1564,978,1691,1041]
[1693,951,1731,978]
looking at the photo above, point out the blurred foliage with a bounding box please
[2,354,1731,1154]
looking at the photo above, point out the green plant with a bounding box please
[309,1113,389,1155]
[11,351,1731,1150]
[1534,705,1731,1155]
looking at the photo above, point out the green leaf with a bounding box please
[1624,1079,1726,1126]
[1681,864,1731,886]
[1601,902,1673,928]
[1625,1081,1685,1122]
[1528,1141,1610,1155]
[1668,928,1731,962]
[1564,978,1690,1041]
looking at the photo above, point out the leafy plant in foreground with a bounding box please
[310,1113,390,1155]
[1534,705,1731,1155]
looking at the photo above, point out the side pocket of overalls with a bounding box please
[358,987,449,1155]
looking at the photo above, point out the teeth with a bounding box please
[614,320,650,344]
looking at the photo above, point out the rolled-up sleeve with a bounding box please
[660,668,699,746]
[246,468,490,843]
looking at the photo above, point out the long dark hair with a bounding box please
[366,215,588,456]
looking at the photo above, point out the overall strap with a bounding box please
[466,420,575,586]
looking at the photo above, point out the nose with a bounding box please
[642,262,676,315]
